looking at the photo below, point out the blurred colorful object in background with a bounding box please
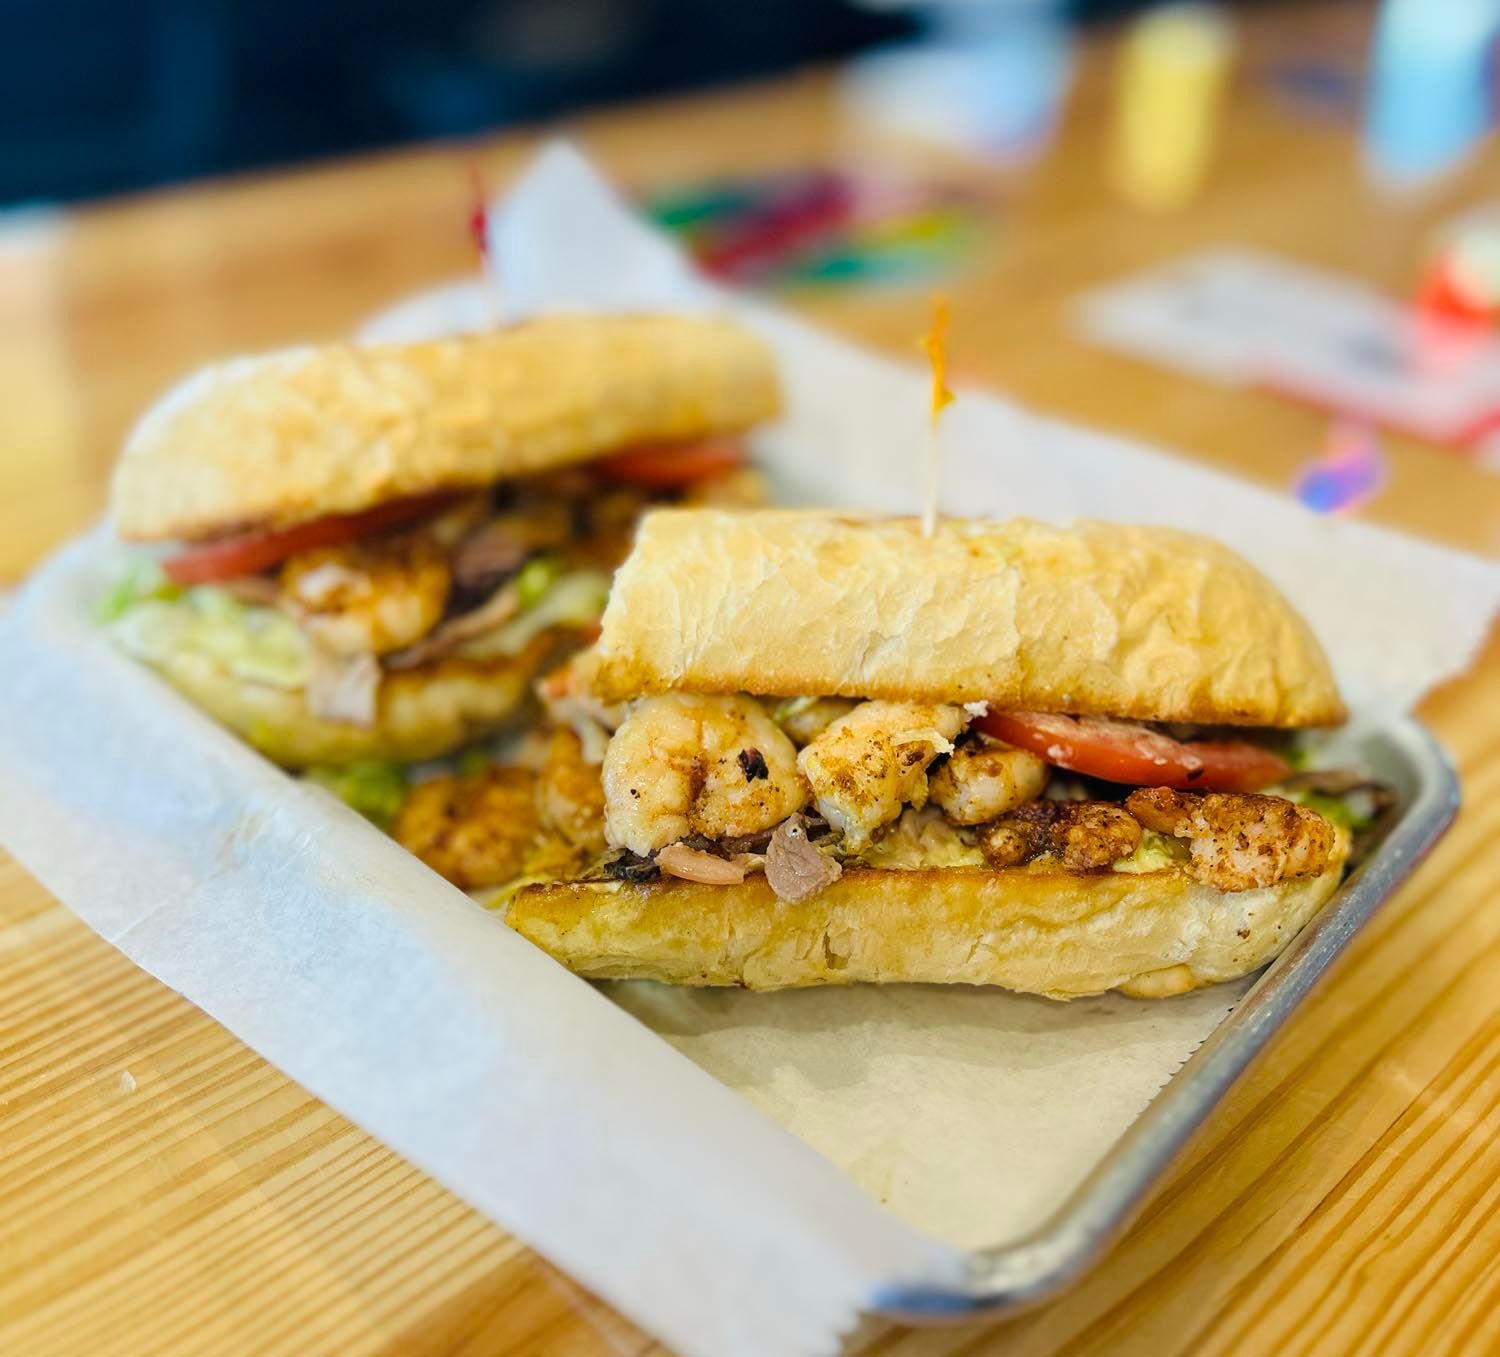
[1108,3,1234,213]
[1294,419,1388,515]
[640,169,988,288]
[1418,207,1500,328]
[838,0,1073,168]
[1263,55,1363,122]
[1363,0,1499,189]
[1252,5,1367,124]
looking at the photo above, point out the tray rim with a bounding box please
[872,713,1460,1323]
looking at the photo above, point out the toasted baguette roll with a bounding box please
[504,835,1348,999]
[112,315,779,543]
[590,510,1345,728]
[151,636,559,767]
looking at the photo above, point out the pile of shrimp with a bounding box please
[394,679,1338,898]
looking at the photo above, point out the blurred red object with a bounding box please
[1417,251,1493,327]
[693,172,856,279]
[467,162,491,260]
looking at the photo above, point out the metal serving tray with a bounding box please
[874,715,1459,1323]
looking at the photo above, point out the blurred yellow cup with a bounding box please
[1109,4,1234,213]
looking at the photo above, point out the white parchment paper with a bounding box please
[3,144,1498,1356]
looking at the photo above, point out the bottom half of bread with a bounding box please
[503,847,1348,999]
[147,634,562,767]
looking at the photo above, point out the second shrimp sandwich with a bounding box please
[101,314,775,768]
[502,508,1362,999]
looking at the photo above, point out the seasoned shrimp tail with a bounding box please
[1125,787,1335,892]
[393,766,543,890]
[929,736,1048,825]
[603,693,808,856]
[798,700,966,851]
[281,533,450,656]
[538,726,608,855]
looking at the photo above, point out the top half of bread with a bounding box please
[110,314,779,543]
[589,508,1346,727]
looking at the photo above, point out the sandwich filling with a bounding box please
[101,442,758,759]
[591,694,1351,901]
[388,677,1388,902]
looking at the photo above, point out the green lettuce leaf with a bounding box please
[305,761,409,829]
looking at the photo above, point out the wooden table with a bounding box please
[3,4,1498,1353]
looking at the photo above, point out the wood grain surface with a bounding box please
[3,3,1498,1354]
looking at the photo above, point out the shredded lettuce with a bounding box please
[1284,788,1368,833]
[456,568,610,660]
[104,560,609,688]
[1283,739,1315,772]
[304,760,409,829]
[457,748,493,777]
[95,558,183,622]
[107,586,311,689]
[514,555,565,610]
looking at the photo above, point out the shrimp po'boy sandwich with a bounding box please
[102,315,777,768]
[500,508,1374,1000]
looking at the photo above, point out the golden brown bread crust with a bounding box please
[590,509,1346,727]
[147,636,561,766]
[111,315,780,543]
[503,840,1348,999]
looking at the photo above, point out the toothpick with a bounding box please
[919,294,955,538]
[468,162,501,328]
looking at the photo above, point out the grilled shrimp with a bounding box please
[392,766,544,890]
[602,694,808,856]
[772,696,858,747]
[1124,788,1335,892]
[929,736,1048,825]
[798,700,967,852]
[281,534,450,656]
[979,800,1141,871]
[537,726,607,856]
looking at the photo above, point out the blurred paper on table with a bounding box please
[2,144,1498,1357]
[1077,248,1500,452]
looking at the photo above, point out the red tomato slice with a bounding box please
[164,491,456,585]
[595,438,745,488]
[975,710,1291,793]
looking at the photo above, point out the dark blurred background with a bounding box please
[5,0,1166,206]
